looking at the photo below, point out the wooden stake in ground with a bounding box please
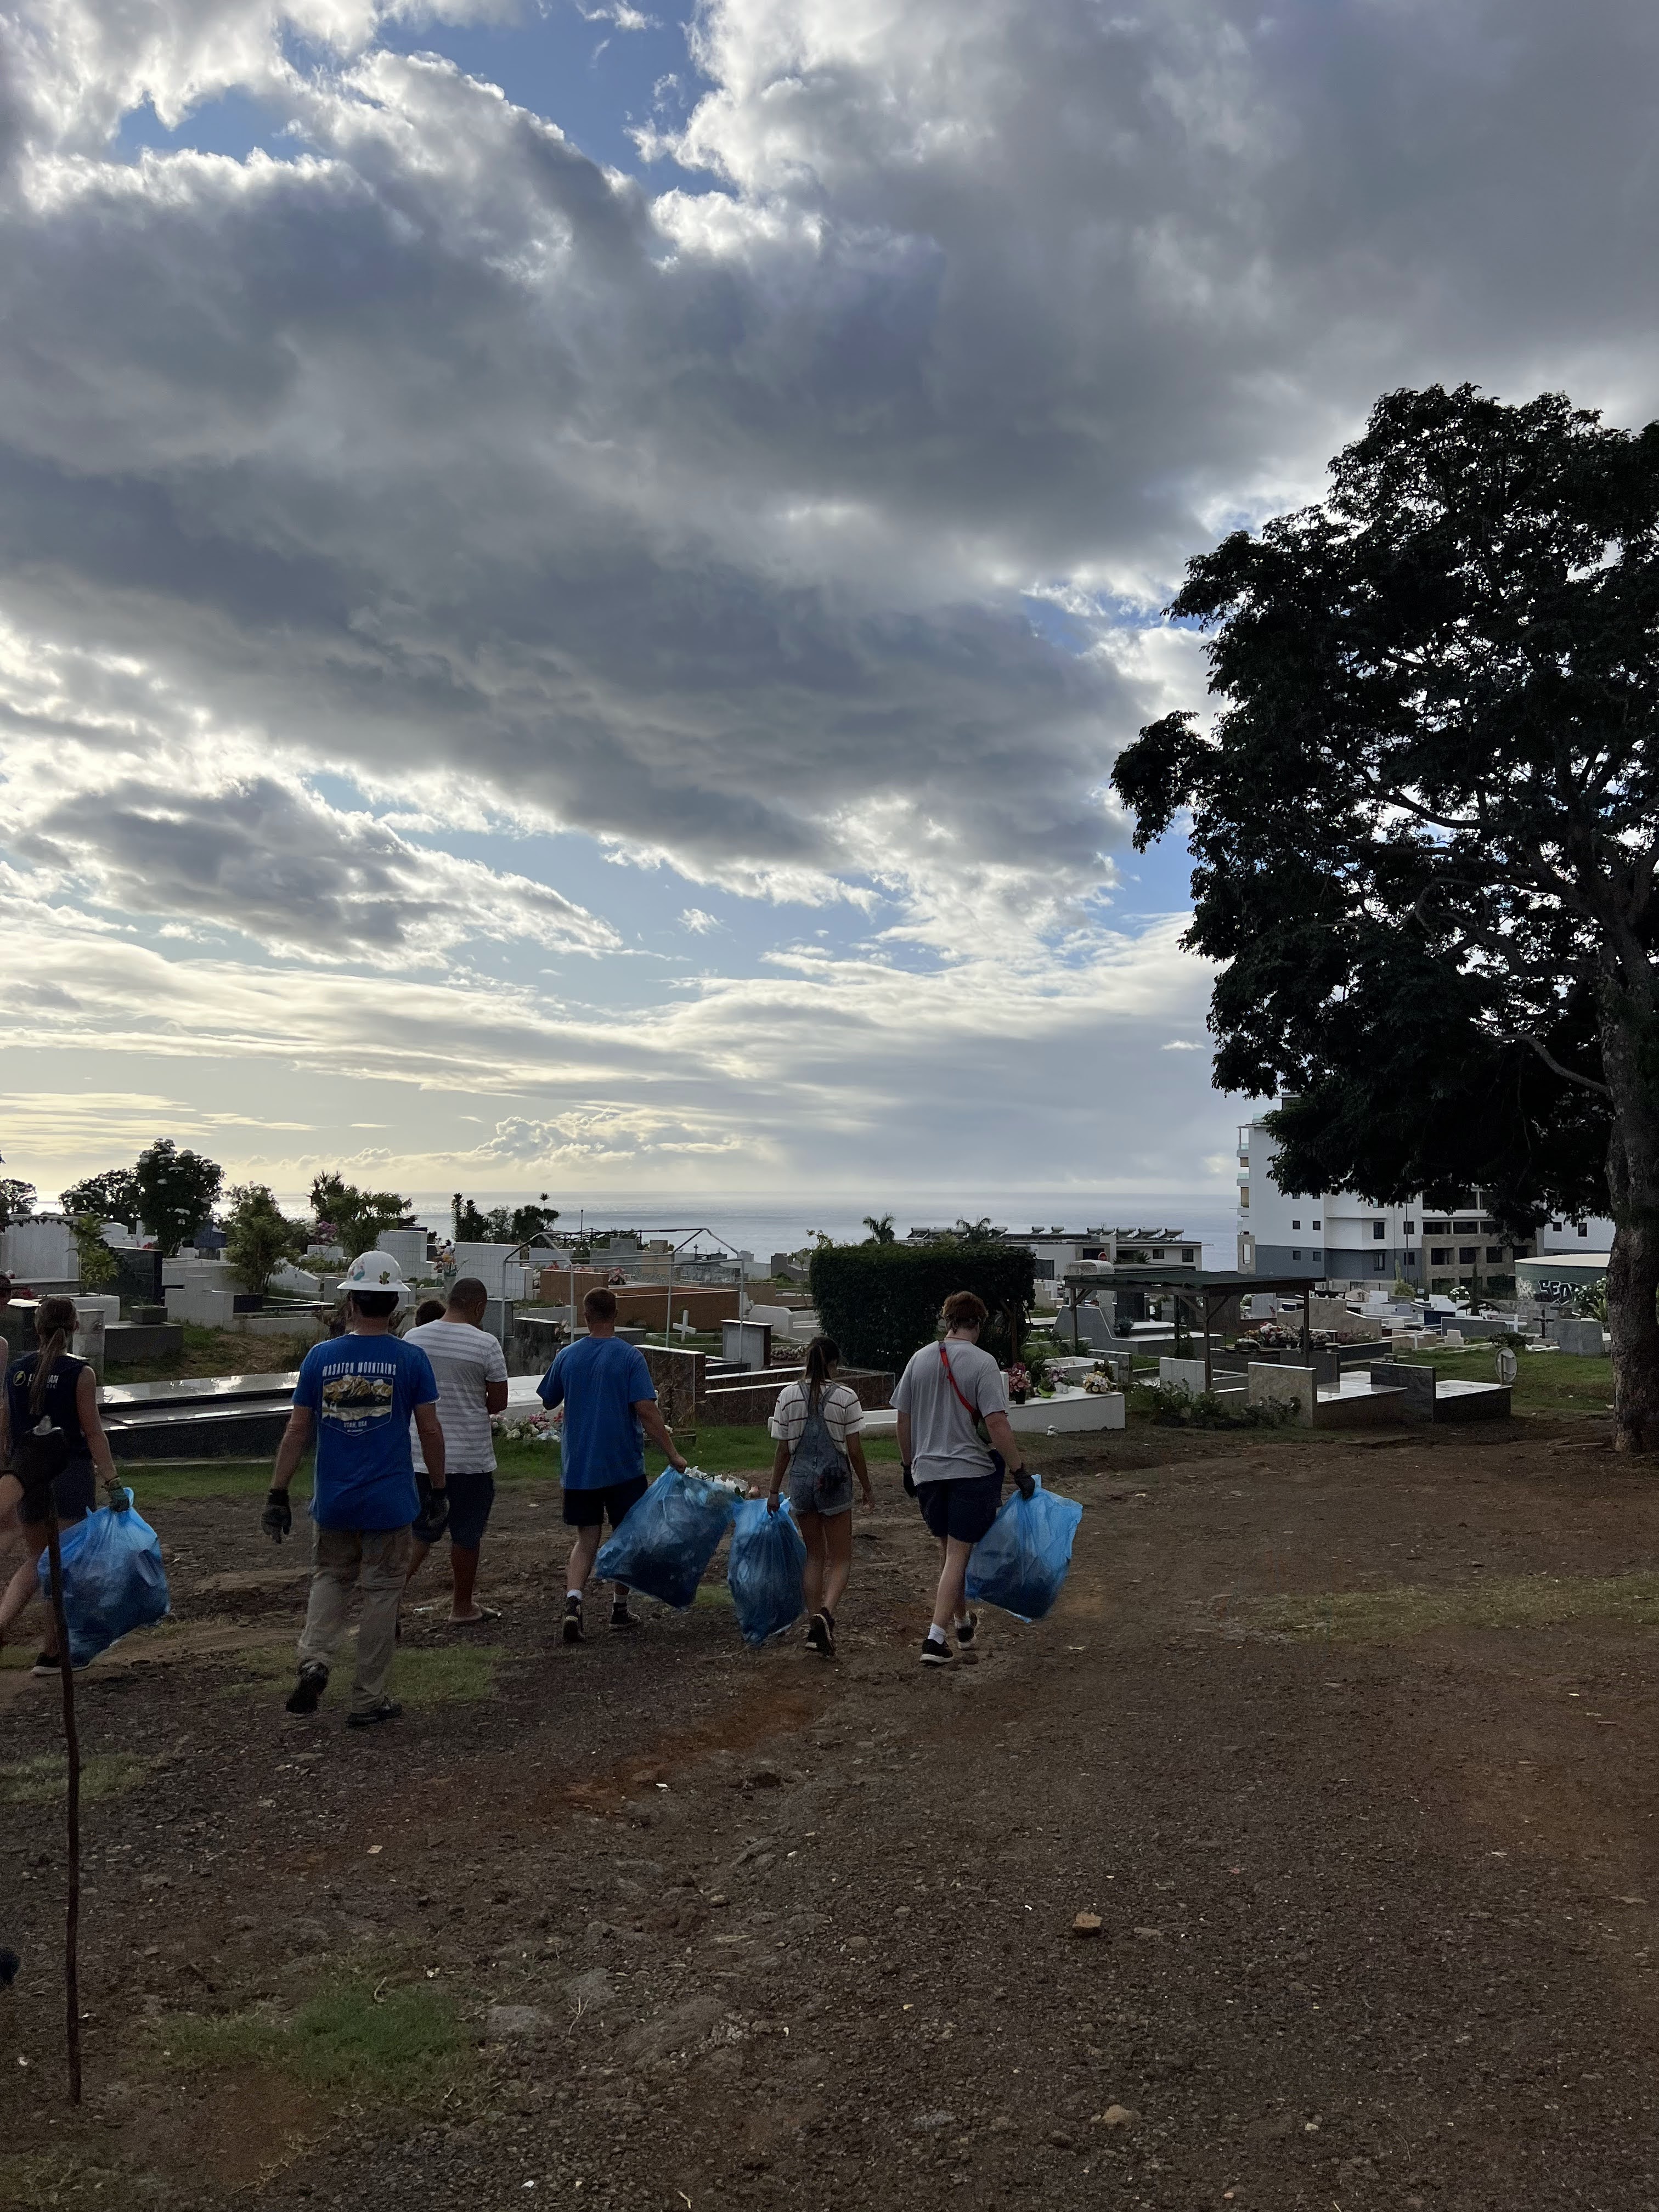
[40,1492,82,2106]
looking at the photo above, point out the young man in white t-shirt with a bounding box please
[404,1277,510,1623]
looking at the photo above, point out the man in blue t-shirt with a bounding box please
[263,1254,445,1726]
[538,1285,687,1641]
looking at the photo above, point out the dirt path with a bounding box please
[5,1419,1659,2208]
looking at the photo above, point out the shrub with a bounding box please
[809,1241,1036,1374]
[1132,1381,1297,1430]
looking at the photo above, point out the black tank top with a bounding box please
[5,1352,90,1462]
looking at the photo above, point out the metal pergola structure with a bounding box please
[522,1226,749,1345]
[1060,1267,1320,1394]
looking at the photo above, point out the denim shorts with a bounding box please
[786,1457,855,1519]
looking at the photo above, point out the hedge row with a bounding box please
[808,1242,1036,1375]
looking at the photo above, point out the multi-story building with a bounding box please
[1235,1115,1547,1292]
[906,1224,1199,1305]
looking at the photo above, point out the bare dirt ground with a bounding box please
[5,1411,1659,2210]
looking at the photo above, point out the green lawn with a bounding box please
[1410,1342,1613,1418]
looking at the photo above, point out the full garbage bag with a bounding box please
[595,1468,737,1611]
[36,1489,171,1667]
[964,1475,1083,1624]
[726,1498,807,1646]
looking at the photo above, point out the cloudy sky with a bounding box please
[2,0,1655,1221]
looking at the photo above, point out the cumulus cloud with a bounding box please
[3,0,1656,1193]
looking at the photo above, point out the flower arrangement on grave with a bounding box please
[493,1409,560,1444]
[1007,1360,1030,1405]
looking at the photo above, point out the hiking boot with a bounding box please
[610,1598,639,1633]
[919,1632,954,1667]
[285,1662,329,1714]
[952,1610,979,1649]
[347,1699,402,1729]
[562,1594,585,1645]
[805,1612,834,1658]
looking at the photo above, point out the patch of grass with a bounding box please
[693,1583,733,1609]
[113,1459,313,1503]
[1254,1570,1659,1641]
[227,1640,502,1705]
[166,1977,464,2096]
[0,1752,157,1806]
[105,1323,317,1386]
[1415,1344,1613,1418]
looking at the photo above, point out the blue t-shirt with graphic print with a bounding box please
[294,1334,439,1531]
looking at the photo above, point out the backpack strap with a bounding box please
[938,1339,980,1420]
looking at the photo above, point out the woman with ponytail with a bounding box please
[0,1298,119,1674]
[766,1335,874,1657]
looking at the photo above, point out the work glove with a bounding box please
[1012,1465,1036,1502]
[411,1483,450,1546]
[262,1488,292,1542]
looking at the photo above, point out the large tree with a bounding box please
[134,1139,223,1258]
[222,1184,306,1300]
[59,1169,142,1229]
[1113,385,1659,1451]
[310,1173,409,1262]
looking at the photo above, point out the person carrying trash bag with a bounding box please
[765,1335,873,1657]
[263,1252,448,1728]
[0,1297,122,1674]
[892,1290,1034,1668]
[538,1285,689,1643]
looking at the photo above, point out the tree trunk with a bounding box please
[1602,1002,1659,1453]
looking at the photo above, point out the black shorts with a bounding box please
[17,1457,97,1530]
[562,1474,648,1530]
[917,1468,1003,1546]
[444,1468,496,1551]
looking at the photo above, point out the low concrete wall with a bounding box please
[1249,1361,1314,1425]
[105,1321,185,1364]
[1547,1317,1606,1357]
[1158,1356,1207,1398]
[1368,1362,1437,1421]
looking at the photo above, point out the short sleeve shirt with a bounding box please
[537,1335,657,1490]
[404,1318,509,1474]
[891,1336,1008,1483]
[294,1334,439,1531]
[768,1380,865,1455]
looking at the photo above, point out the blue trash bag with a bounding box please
[594,1469,737,1610]
[36,1490,171,1667]
[726,1498,807,1646]
[964,1475,1084,1624]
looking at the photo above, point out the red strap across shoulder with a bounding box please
[938,1339,980,1419]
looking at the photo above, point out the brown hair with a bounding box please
[413,1299,445,1327]
[584,1286,618,1324]
[30,1296,78,1417]
[941,1290,988,1331]
[803,1334,840,1408]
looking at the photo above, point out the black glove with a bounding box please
[412,1484,450,1545]
[1012,1465,1036,1502]
[901,1463,916,1498]
[262,1488,292,1542]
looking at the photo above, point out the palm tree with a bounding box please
[862,1212,896,1244]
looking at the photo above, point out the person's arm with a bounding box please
[847,1430,874,1505]
[635,1398,687,1472]
[766,1437,791,1511]
[414,1402,447,1487]
[983,1408,1033,1494]
[484,1339,510,1418]
[486,1380,510,1415]
[75,1366,119,1488]
[896,1408,912,1469]
[271,1406,314,1492]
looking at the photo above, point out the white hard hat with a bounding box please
[342,1251,411,1296]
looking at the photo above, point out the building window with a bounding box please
[1291,1219,1300,1231]
[1291,1250,1301,1260]
[1459,1246,1477,1265]
[1240,1189,1250,1210]
[1425,1220,1449,1235]
[1181,1248,1195,1262]
[1454,1220,1477,1233]
[1373,1253,1387,1272]
[1372,1222,1386,1240]
[1579,1223,1589,1238]
[1404,1219,1414,1234]
[1312,1218,1321,1229]
[1033,1259,1054,1279]
[1485,1246,1504,1263]
[1431,1247,1450,1265]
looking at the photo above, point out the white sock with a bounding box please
[926,1625,949,1646]
[567,1588,583,1602]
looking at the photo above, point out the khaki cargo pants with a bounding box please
[297,1524,413,1714]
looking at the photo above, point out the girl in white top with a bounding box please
[767,1336,874,1658]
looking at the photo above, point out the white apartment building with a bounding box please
[906,1225,1199,1305]
[1234,1116,1586,1291]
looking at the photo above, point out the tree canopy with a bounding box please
[134,1140,223,1258]
[1112,383,1659,1448]
[310,1174,409,1262]
[59,1169,142,1229]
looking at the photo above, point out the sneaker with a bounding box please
[0,1948,19,1989]
[285,1662,329,1715]
[805,1612,834,1658]
[610,1599,638,1633]
[562,1594,585,1645]
[953,1610,979,1649]
[347,1699,403,1729]
[919,1633,954,1667]
[30,1652,60,1677]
